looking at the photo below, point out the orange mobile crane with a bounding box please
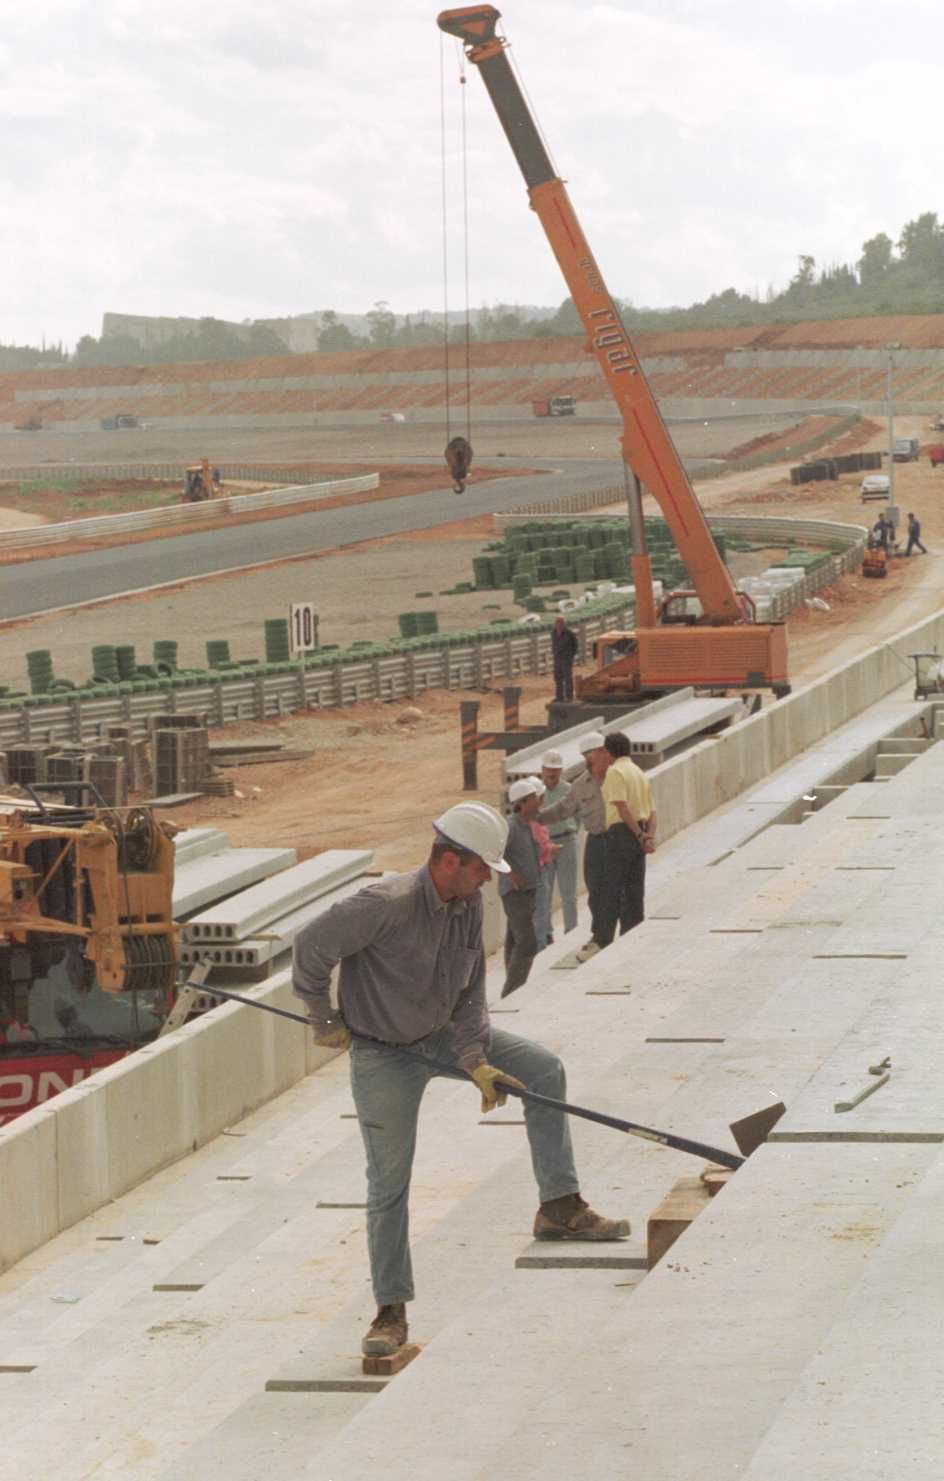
[437,7,789,699]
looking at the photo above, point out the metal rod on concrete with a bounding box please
[196,984,744,1171]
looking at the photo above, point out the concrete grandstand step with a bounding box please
[739,1146,944,1480]
[393,1143,937,1481]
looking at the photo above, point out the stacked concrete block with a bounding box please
[153,726,210,796]
[5,745,53,787]
[88,754,128,807]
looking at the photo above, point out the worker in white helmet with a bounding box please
[292,799,630,1361]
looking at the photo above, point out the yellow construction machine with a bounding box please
[181,458,223,503]
[0,799,177,1006]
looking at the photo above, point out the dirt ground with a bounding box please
[2,412,942,874]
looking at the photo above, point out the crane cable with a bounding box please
[439,36,474,490]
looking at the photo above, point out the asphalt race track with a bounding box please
[1,459,621,623]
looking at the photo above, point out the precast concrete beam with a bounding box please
[179,872,392,969]
[503,714,605,781]
[173,848,297,918]
[173,827,230,865]
[182,849,373,942]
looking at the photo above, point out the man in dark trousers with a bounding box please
[499,778,542,997]
[872,512,892,551]
[905,512,928,556]
[551,615,579,702]
[577,732,657,962]
[292,799,630,1361]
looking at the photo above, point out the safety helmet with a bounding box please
[508,777,539,804]
[542,749,564,768]
[433,801,510,872]
[577,730,605,755]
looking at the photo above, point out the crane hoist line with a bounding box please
[437,5,790,699]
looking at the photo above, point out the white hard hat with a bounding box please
[577,730,605,755]
[542,749,564,769]
[530,777,546,797]
[508,778,537,805]
[433,801,510,872]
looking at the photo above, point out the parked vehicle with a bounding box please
[927,444,944,469]
[860,473,891,499]
[892,436,920,462]
[532,395,577,417]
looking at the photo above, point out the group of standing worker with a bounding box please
[497,728,657,995]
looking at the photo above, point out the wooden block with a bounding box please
[701,1166,735,1198]
[647,1175,712,1269]
[362,1342,422,1377]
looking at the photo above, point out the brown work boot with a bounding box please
[534,1192,630,1241]
[362,1302,408,1357]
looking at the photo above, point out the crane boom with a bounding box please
[439,5,744,624]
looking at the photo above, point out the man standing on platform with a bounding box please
[576,732,656,962]
[532,748,578,947]
[551,615,579,702]
[538,737,608,950]
[292,799,630,1361]
[499,778,542,996]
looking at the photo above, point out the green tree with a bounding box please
[367,300,397,348]
[317,311,361,351]
[857,233,894,289]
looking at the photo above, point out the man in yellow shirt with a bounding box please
[576,732,657,962]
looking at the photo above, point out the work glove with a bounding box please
[313,1021,352,1051]
[470,1063,526,1114]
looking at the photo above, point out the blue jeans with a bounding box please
[534,832,579,944]
[349,1026,579,1305]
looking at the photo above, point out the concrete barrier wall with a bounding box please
[3,603,942,1274]
[0,476,378,551]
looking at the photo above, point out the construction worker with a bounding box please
[551,615,579,702]
[577,732,656,961]
[292,800,630,1360]
[533,746,586,941]
[499,778,543,996]
[872,512,892,551]
[905,512,928,556]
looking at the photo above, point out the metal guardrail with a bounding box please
[0,600,634,751]
[0,475,379,550]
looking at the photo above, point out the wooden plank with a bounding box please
[647,1175,712,1269]
[362,1343,422,1377]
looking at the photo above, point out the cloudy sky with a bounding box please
[4,0,943,349]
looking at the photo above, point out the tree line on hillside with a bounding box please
[4,210,943,371]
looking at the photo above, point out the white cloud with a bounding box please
[2,0,943,347]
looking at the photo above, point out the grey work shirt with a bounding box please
[292,866,488,1071]
[541,780,577,840]
[539,769,606,836]
[497,812,540,897]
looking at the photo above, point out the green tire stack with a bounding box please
[264,620,291,663]
[116,645,137,680]
[153,640,178,672]
[25,649,54,695]
[91,645,120,684]
[206,640,231,667]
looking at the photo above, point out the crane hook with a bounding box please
[444,434,473,495]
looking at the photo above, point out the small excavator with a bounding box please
[438,7,790,701]
[181,458,223,503]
